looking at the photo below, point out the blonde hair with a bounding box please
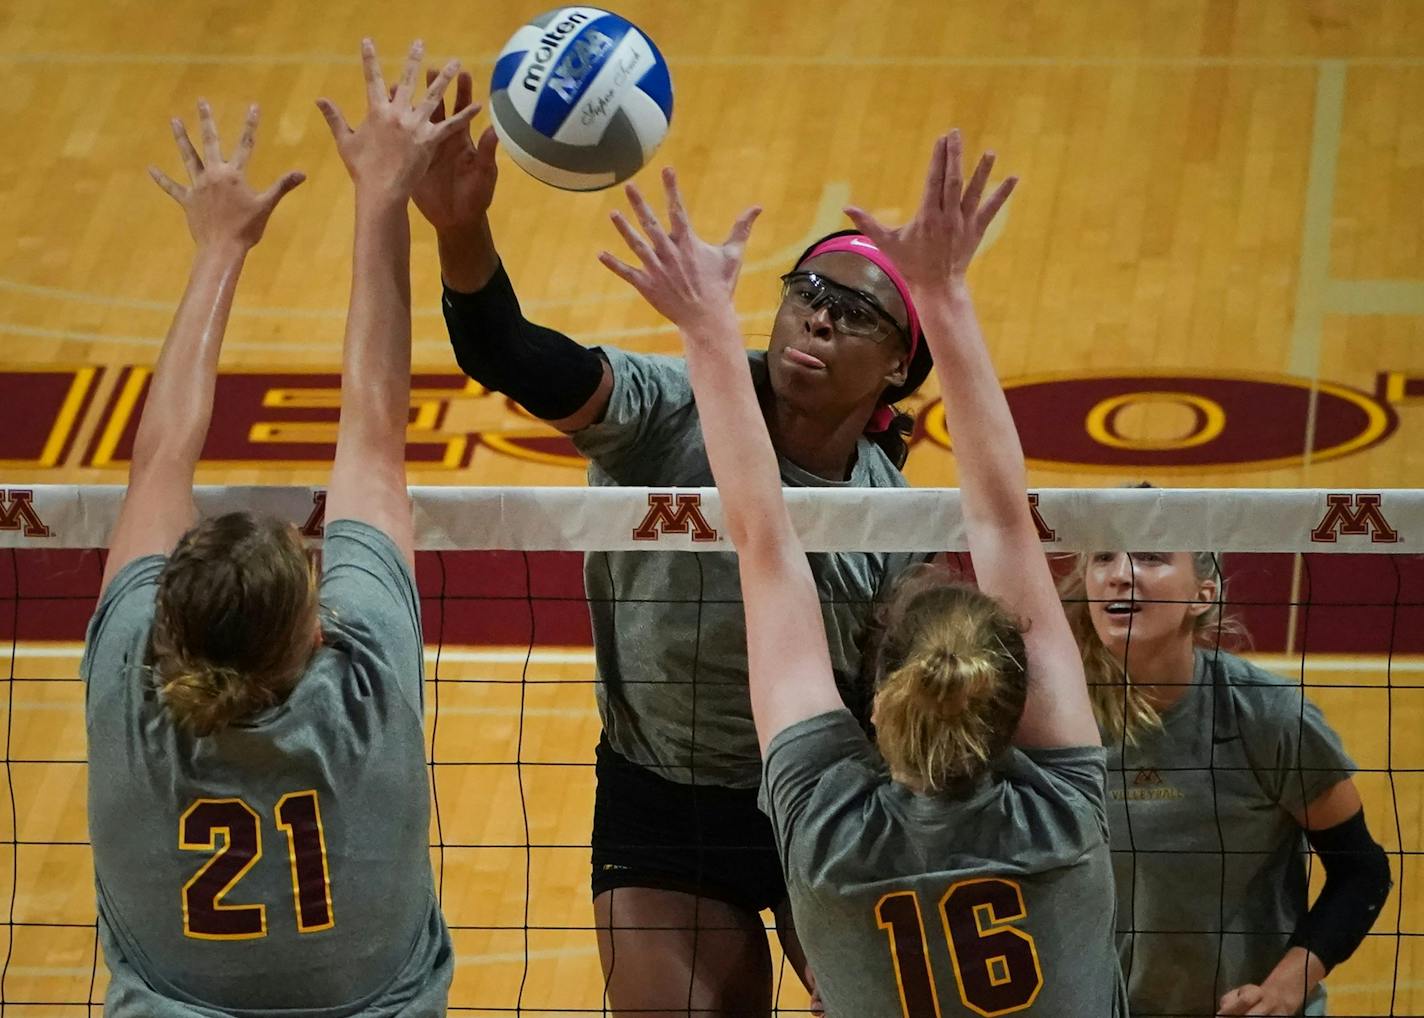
[149,512,318,737]
[1058,551,1247,745]
[871,567,1028,793]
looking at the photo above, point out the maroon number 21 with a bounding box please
[179,790,334,940]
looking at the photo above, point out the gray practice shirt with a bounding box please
[84,520,452,1017]
[572,347,919,788]
[763,710,1127,1017]
[1108,649,1357,1017]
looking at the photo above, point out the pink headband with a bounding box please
[801,235,921,434]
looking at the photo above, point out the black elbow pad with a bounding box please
[442,265,605,422]
[1289,808,1392,970]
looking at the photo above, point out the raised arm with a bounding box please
[316,40,478,567]
[412,70,611,433]
[847,132,1098,749]
[100,103,303,596]
[600,171,842,751]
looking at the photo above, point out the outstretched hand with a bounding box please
[844,129,1016,298]
[412,68,499,233]
[1216,981,1305,1017]
[149,101,305,251]
[598,167,761,336]
[316,39,481,202]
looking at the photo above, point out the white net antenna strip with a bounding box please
[1,485,1419,553]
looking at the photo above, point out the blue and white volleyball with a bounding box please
[488,8,673,191]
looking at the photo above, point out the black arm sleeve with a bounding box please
[1288,808,1392,970]
[442,263,606,421]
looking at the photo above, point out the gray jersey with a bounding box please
[572,347,918,788]
[84,520,452,1017]
[1107,649,1356,1018]
[763,710,1127,1017]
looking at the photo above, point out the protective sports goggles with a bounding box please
[778,271,910,345]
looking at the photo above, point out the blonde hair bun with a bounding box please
[870,569,1029,793]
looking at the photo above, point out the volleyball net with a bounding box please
[0,485,1420,1016]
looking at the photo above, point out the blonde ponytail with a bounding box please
[148,511,317,737]
[872,568,1028,793]
[158,662,280,738]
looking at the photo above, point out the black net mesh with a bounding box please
[1,489,1421,1016]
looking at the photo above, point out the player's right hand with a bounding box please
[598,166,761,338]
[149,100,305,252]
[844,129,1016,301]
[316,39,479,204]
[413,69,499,234]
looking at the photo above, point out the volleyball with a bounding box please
[487,7,673,192]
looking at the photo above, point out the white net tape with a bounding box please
[1,485,1419,553]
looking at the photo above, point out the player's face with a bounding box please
[766,252,911,419]
[1083,551,1214,658]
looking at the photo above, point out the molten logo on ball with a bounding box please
[520,10,592,93]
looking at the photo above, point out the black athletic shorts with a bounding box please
[590,733,788,915]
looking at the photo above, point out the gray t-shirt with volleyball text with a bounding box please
[762,710,1127,1017]
[84,520,451,1017]
[572,346,918,788]
[1107,649,1356,1018]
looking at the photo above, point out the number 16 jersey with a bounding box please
[761,710,1126,1017]
[83,520,452,1017]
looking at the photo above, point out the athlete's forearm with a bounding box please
[1292,806,1392,968]
[919,278,1098,748]
[336,194,413,468]
[916,282,1030,536]
[437,216,499,294]
[441,261,605,421]
[680,308,794,555]
[131,243,247,475]
[1261,947,1327,1006]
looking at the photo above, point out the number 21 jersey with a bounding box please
[761,710,1126,1017]
[83,521,451,1016]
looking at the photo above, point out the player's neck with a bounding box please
[1125,639,1198,711]
[763,393,868,481]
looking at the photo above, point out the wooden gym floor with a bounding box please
[1,0,1423,1014]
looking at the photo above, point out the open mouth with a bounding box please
[1104,601,1142,616]
[784,347,827,370]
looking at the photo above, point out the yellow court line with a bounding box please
[1326,280,1424,316]
[2,51,1424,68]
[1288,60,1347,383]
[454,945,600,968]
[37,367,96,467]
[89,367,148,467]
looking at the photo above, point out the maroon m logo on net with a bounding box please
[1310,493,1399,544]
[0,489,51,538]
[300,491,327,538]
[1028,493,1057,542]
[632,493,719,542]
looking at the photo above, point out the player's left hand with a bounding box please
[1216,980,1306,1016]
[844,129,1015,301]
[598,166,761,335]
[149,101,305,252]
[316,39,479,203]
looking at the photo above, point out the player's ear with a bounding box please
[1190,574,1218,617]
[882,348,909,389]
